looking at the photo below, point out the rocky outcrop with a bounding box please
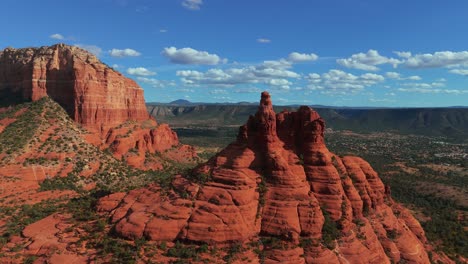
[0,44,148,133]
[0,44,197,169]
[99,92,433,263]
[103,120,196,170]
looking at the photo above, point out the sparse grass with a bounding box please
[39,173,82,191]
[0,103,25,120]
[223,242,244,263]
[186,171,212,186]
[2,199,64,240]
[0,99,45,154]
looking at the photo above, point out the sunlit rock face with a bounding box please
[0,44,149,133]
[100,92,433,264]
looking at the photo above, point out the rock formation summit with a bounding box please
[100,92,433,263]
[0,43,148,133]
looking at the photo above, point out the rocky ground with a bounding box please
[0,98,198,263]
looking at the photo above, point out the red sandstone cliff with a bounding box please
[99,92,436,263]
[0,44,196,169]
[0,44,148,133]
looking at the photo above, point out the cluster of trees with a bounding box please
[387,173,467,258]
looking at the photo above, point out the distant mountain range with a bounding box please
[155,100,468,109]
[168,99,192,105]
[147,102,468,141]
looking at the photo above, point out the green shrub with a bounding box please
[321,209,341,249]
[39,173,81,191]
[166,241,199,259]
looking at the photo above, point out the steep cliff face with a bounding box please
[0,44,196,169]
[0,44,148,132]
[99,92,434,263]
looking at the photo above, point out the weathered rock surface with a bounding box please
[20,213,90,264]
[99,118,197,170]
[0,44,148,133]
[0,45,198,263]
[0,44,196,169]
[100,92,436,263]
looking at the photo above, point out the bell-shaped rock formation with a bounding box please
[99,92,434,263]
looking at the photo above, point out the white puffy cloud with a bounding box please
[109,48,141,57]
[235,87,262,94]
[397,88,468,94]
[254,59,299,78]
[385,72,422,81]
[75,44,102,56]
[162,47,225,65]
[401,82,445,89]
[257,38,271,43]
[395,81,466,94]
[306,69,385,94]
[340,50,468,70]
[136,77,175,88]
[394,51,412,58]
[176,88,195,93]
[360,73,385,83]
[50,33,64,40]
[407,75,422,81]
[127,67,156,76]
[287,52,318,62]
[404,51,468,68]
[337,49,401,71]
[182,0,203,10]
[265,79,292,89]
[385,72,401,79]
[261,59,293,69]
[307,73,321,79]
[176,59,300,88]
[449,69,468,76]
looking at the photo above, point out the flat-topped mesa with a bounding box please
[0,43,149,133]
[100,92,435,263]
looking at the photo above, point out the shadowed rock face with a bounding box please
[100,92,434,263]
[0,44,149,133]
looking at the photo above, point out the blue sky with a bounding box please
[2,0,468,106]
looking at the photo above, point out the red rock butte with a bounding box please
[0,43,148,133]
[0,44,196,170]
[99,91,434,263]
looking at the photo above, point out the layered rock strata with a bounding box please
[0,44,148,133]
[99,92,432,263]
[0,44,195,168]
